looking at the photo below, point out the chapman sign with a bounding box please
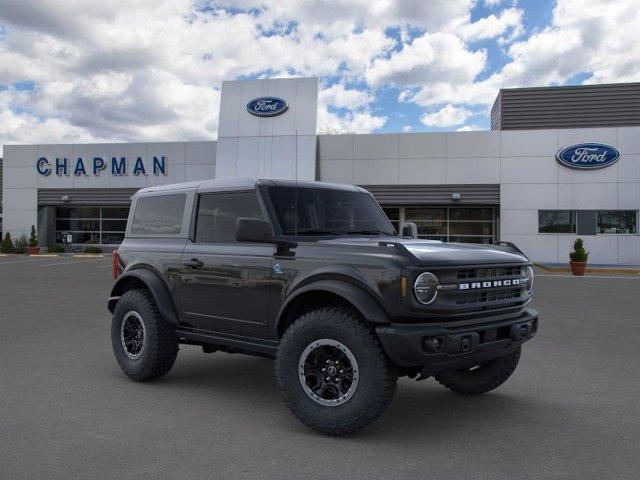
[246,97,288,117]
[556,143,620,170]
[36,156,168,176]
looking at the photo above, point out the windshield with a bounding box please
[267,186,397,236]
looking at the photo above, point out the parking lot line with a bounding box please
[39,258,106,267]
[0,257,55,265]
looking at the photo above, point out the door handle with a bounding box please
[184,258,204,269]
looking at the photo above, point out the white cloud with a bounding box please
[456,124,484,131]
[319,84,373,110]
[366,32,486,87]
[420,105,472,127]
[458,7,523,42]
[402,125,412,132]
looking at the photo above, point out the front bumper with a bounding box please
[376,308,538,374]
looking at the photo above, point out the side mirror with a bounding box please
[236,218,274,243]
[401,222,418,239]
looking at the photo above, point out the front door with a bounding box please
[179,191,275,339]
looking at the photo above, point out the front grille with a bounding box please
[457,266,522,281]
[457,286,522,305]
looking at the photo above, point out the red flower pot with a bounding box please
[569,261,587,276]
[27,246,41,255]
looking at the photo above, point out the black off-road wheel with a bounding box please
[276,307,398,436]
[434,347,521,395]
[111,289,179,381]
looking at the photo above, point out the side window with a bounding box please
[131,194,186,235]
[195,192,264,243]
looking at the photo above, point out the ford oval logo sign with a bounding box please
[556,143,620,170]
[246,97,288,117]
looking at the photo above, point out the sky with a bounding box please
[0,0,639,155]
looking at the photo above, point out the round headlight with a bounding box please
[525,265,534,293]
[414,272,440,305]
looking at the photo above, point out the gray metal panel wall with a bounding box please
[38,188,139,206]
[0,159,3,231]
[491,82,640,130]
[362,184,499,205]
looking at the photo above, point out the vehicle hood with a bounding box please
[317,236,529,266]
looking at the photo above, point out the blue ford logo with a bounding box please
[247,97,288,117]
[556,143,620,170]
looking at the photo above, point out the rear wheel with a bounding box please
[276,307,397,436]
[111,289,179,381]
[434,347,521,395]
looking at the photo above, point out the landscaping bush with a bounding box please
[29,225,38,247]
[1,232,14,253]
[569,238,589,262]
[82,246,103,254]
[48,244,66,254]
[13,235,29,254]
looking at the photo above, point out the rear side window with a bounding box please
[195,192,264,243]
[130,194,186,235]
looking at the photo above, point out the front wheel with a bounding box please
[434,347,521,395]
[275,307,398,436]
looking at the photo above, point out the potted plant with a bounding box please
[28,225,41,255]
[569,238,589,276]
[13,235,28,254]
[1,232,14,254]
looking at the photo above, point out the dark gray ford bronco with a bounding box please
[108,178,537,435]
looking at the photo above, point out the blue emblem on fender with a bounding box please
[273,263,283,275]
[556,143,620,170]
[247,97,288,117]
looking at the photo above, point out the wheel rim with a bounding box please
[120,311,146,360]
[298,339,359,407]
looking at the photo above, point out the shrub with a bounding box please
[82,246,103,254]
[13,235,29,254]
[29,225,38,247]
[1,232,14,253]
[48,244,66,254]
[569,238,589,262]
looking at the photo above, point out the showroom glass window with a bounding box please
[55,206,130,245]
[597,211,638,234]
[195,192,264,243]
[130,194,186,235]
[538,210,577,233]
[403,207,495,244]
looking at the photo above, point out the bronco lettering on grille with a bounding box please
[459,279,520,290]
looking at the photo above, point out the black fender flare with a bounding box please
[276,279,389,335]
[107,269,179,325]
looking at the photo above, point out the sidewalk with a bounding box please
[534,262,640,275]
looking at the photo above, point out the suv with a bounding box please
[108,178,537,435]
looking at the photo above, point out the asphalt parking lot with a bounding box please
[1,256,639,479]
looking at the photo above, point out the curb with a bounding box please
[29,254,59,257]
[73,254,104,258]
[534,262,640,275]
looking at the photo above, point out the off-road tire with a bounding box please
[434,347,521,395]
[276,307,397,436]
[111,289,179,381]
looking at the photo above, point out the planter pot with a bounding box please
[570,261,587,276]
[27,246,41,255]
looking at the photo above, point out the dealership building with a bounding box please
[2,78,640,264]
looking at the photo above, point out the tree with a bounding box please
[1,232,15,253]
[569,238,589,262]
[29,225,38,247]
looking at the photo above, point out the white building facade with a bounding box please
[2,77,639,265]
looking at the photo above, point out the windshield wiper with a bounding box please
[291,229,340,235]
[343,230,392,236]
